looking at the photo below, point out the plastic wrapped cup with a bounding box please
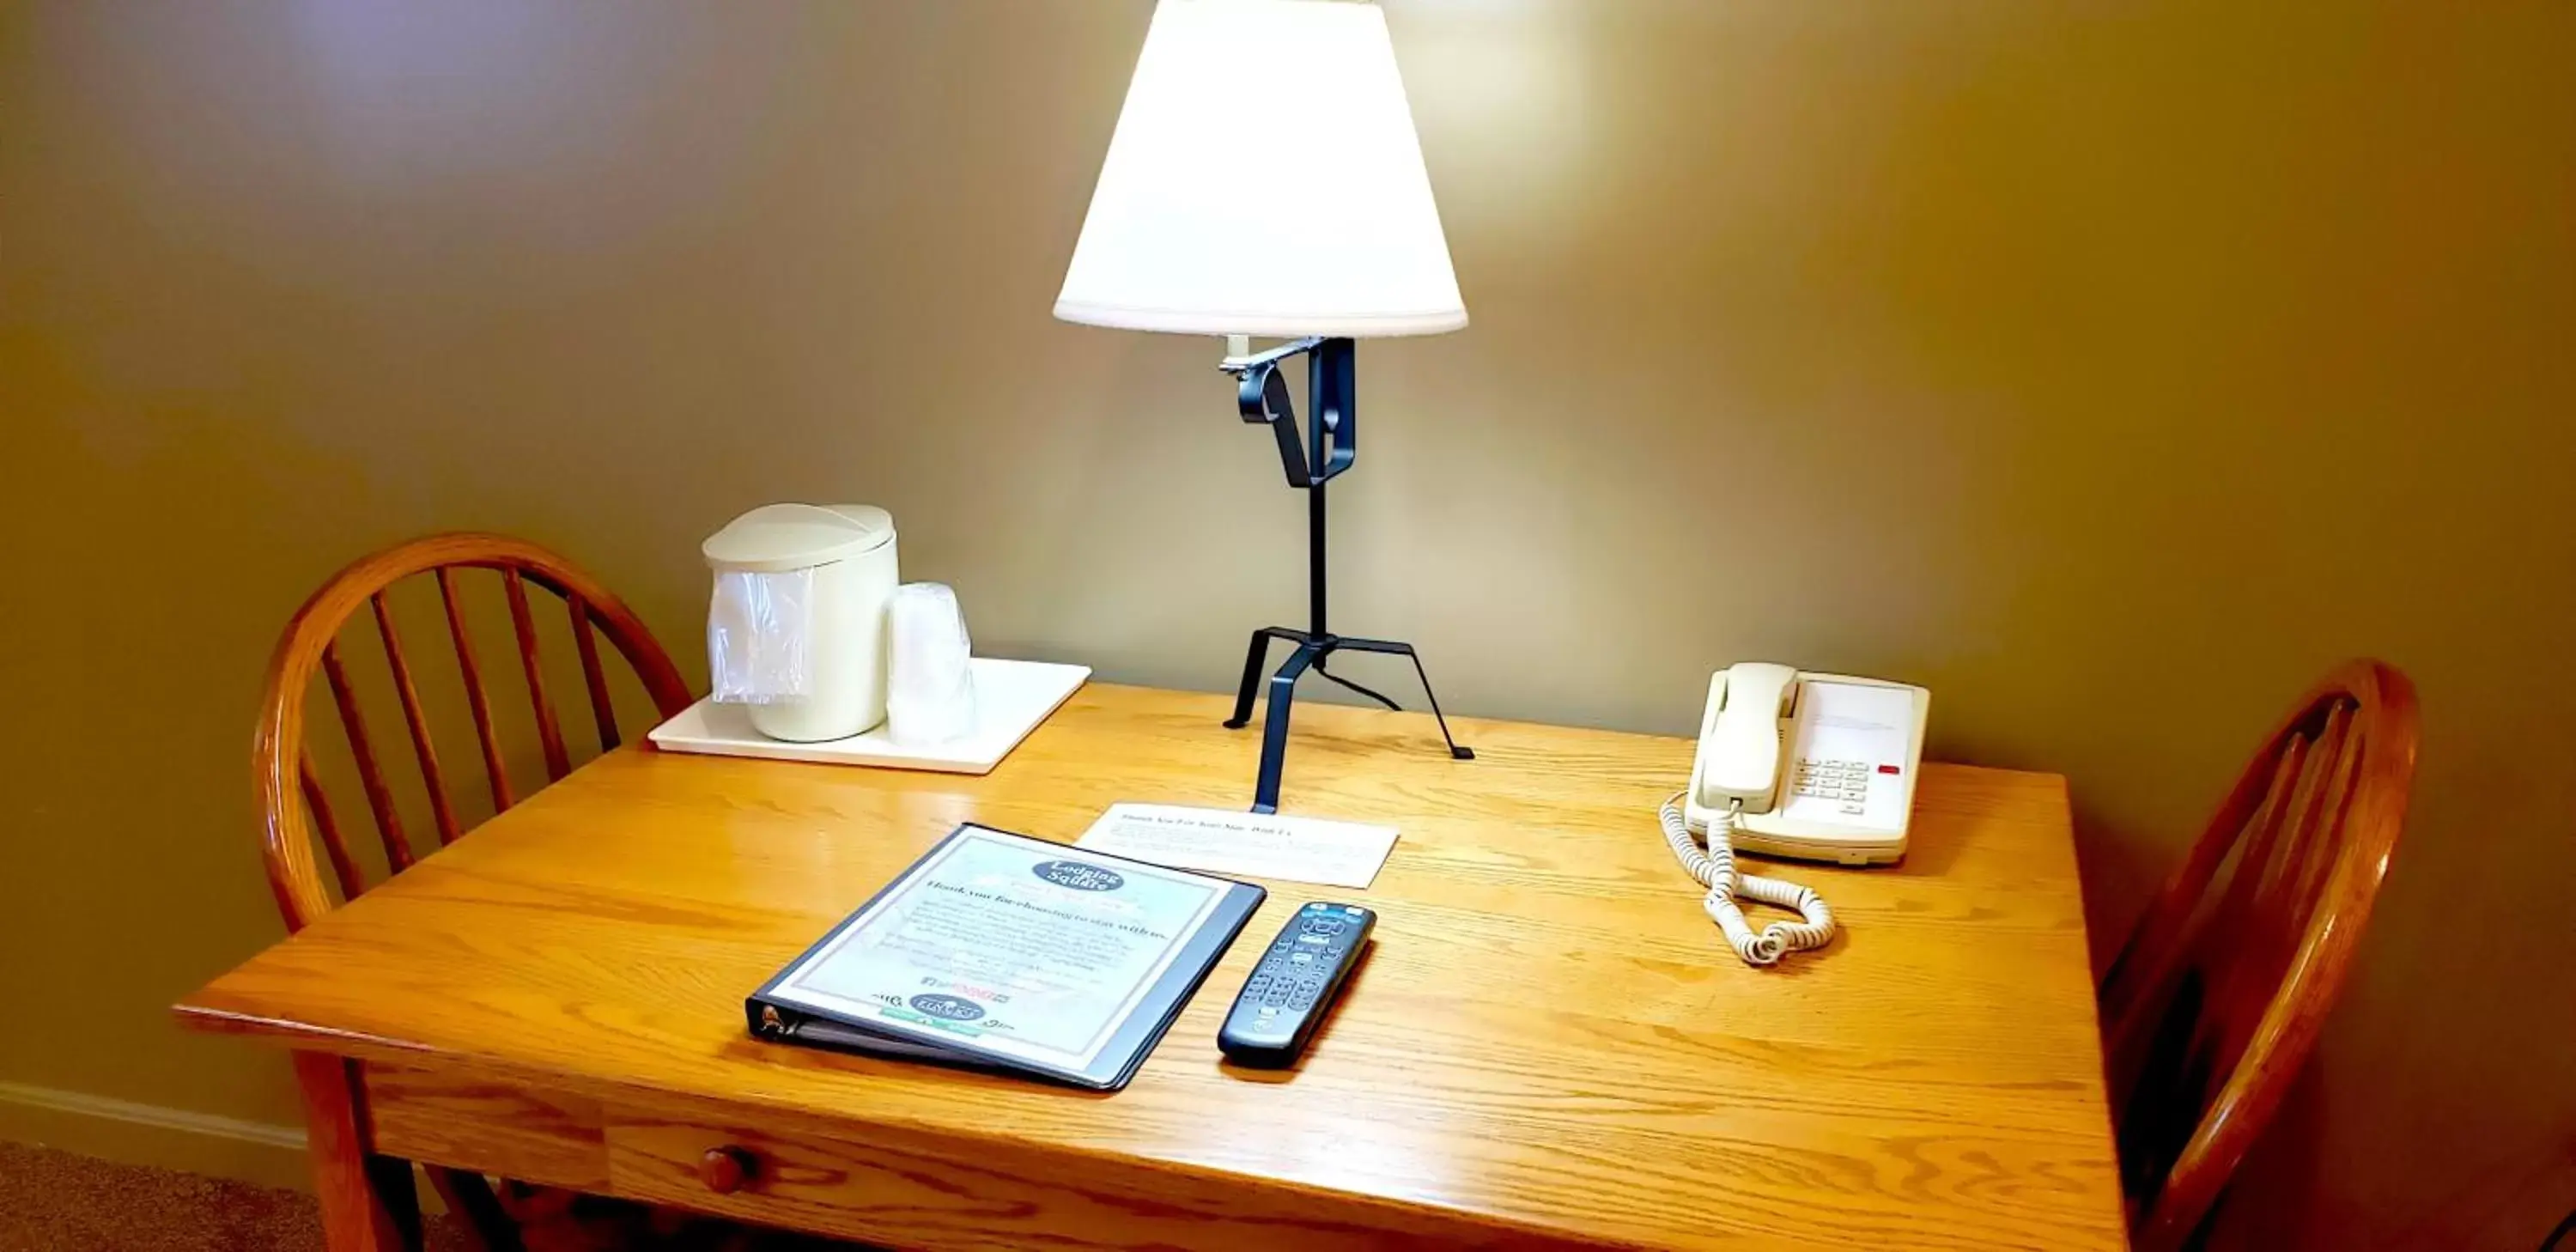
[886,582,977,746]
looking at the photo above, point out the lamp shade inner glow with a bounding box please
[1054,0,1467,338]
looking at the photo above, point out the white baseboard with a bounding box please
[0,1079,312,1192]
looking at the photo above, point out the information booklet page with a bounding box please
[759,825,1239,1074]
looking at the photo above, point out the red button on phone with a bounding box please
[1878,763,1900,775]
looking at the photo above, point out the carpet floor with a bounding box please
[0,1140,473,1252]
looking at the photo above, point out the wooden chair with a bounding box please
[2098,659,2420,1251]
[254,533,694,1250]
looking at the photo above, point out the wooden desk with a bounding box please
[179,684,2128,1251]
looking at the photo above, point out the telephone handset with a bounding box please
[1692,663,1800,811]
[1662,664,1930,967]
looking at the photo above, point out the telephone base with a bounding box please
[1682,670,1927,867]
[1681,798,1907,866]
[1224,626,1471,813]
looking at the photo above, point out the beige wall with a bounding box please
[3,0,2570,1244]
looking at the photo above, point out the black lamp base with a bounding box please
[1213,336,1473,814]
[1223,627,1473,815]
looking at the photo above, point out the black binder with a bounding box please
[746,823,1266,1091]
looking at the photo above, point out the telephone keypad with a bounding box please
[1792,757,1877,809]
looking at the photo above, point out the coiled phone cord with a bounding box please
[1660,791,1836,967]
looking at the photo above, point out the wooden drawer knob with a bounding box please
[698,1145,756,1194]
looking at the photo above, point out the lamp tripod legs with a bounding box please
[1333,635,1475,763]
[1223,627,1309,730]
[1224,627,1474,815]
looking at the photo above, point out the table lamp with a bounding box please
[1056,0,1473,814]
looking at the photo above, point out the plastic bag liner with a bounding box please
[708,568,815,704]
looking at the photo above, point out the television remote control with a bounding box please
[1218,902,1375,1068]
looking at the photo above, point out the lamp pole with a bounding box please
[1216,337,1473,814]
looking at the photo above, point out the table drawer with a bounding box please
[364,1064,611,1192]
[602,1103,1544,1251]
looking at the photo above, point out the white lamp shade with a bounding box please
[1055,0,1467,338]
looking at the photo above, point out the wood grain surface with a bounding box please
[292,1051,416,1252]
[182,684,2127,1251]
[365,1064,611,1193]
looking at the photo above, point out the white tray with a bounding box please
[647,658,1090,775]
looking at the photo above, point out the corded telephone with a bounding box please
[1660,663,1930,967]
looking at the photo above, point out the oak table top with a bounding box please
[179,684,2128,1251]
